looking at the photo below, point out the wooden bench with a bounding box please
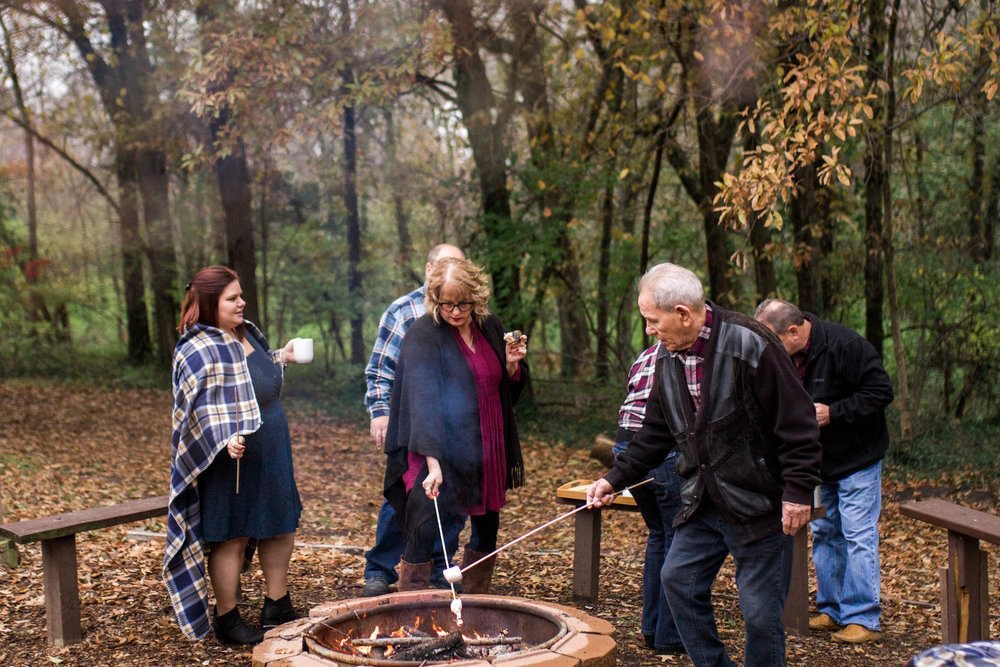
[0,495,169,646]
[899,498,1000,643]
[556,480,824,636]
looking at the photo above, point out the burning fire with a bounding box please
[320,609,519,662]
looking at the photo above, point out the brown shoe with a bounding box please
[398,558,432,591]
[831,624,883,644]
[460,549,497,594]
[809,613,842,631]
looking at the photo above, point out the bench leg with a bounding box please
[41,535,81,646]
[946,531,987,643]
[572,507,601,601]
[783,525,810,635]
[940,565,956,643]
[1,537,18,568]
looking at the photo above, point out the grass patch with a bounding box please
[2,339,168,390]
[885,418,1000,489]
[0,452,43,475]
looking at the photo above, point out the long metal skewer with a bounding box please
[431,494,456,597]
[234,390,240,495]
[431,493,464,625]
[459,477,654,575]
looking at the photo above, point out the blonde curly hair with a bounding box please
[425,257,491,325]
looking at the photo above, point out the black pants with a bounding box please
[403,486,499,562]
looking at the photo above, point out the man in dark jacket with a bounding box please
[588,263,821,667]
[755,298,893,645]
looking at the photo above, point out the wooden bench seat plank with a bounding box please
[0,495,169,646]
[0,495,169,544]
[899,498,1000,545]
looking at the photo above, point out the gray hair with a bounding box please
[638,263,705,310]
[754,298,804,332]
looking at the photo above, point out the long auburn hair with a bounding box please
[179,265,245,338]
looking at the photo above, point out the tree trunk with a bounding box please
[742,131,776,304]
[790,162,820,312]
[665,107,740,307]
[882,0,910,440]
[698,114,739,306]
[212,131,260,326]
[862,0,888,356]
[138,148,178,367]
[985,152,1000,261]
[383,109,417,287]
[196,1,260,326]
[510,1,590,377]
[117,148,153,363]
[596,180,614,379]
[343,99,365,364]
[434,0,520,323]
[57,0,169,362]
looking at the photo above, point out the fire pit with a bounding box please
[252,590,617,666]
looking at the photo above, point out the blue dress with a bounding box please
[199,336,302,542]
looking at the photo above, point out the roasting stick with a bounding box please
[447,478,654,580]
[234,392,240,494]
[431,494,464,626]
[236,393,243,495]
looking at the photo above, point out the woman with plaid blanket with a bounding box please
[163,266,304,644]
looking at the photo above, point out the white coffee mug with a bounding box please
[292,338,314,363]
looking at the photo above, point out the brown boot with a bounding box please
[460,549,496,594]
[398,558,432,591]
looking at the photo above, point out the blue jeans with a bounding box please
[812,461,882,630]
[614,442,683,650]
[662,499,793,667]
[364,498,466,583]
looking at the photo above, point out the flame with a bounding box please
[385,645,394,656]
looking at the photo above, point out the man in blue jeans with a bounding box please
[756,298,893,644]
[613,342,684,655]
[363,243,467,596]
[589,263,821,667]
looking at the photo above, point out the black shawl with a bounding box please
[383,312,527,520]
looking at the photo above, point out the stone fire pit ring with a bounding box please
[253,590,617,666]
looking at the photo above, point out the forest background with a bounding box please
[0,0,999,486]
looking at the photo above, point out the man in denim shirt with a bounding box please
[362,243,465,595]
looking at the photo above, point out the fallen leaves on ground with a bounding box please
[1,379,998,666]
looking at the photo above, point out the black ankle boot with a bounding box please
[213,606,264,645]
[260,592,302,630]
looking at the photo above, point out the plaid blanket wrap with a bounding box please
[162,321,280,639]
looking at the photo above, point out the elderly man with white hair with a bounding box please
[588,263,822,667]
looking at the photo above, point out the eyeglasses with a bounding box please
[439,300,474,313]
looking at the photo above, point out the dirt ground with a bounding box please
[0,379,997,666]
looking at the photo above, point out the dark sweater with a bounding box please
[606,304,821,545]
[800,315,893,482]
[383,312,527,518]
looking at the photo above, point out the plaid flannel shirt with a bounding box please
[162,322,280,640]
[618,343,661,432]
[669,303,713,412]
[364,286,426,419]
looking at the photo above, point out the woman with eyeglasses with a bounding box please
[383,257,529,593]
